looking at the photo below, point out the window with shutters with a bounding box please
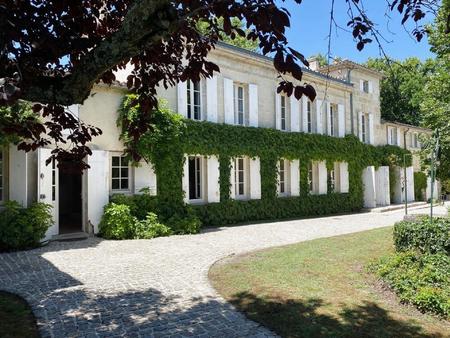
[307,100,312,133]
[388,127,398,145]
[234,84,245,125]
[234,157,249,199]
[111,155,131,192]
[278,159,290,197]
[329,104,338,136]
[188,156,203,200]
[362,80,370,93]
[361,114,366,143]
[187,81,201,120]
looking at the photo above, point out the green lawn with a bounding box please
[209,227,450,337]
[0,291,39,338]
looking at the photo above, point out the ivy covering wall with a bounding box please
[119,95,411,226]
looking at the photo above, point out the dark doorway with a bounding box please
[59,164,82,234]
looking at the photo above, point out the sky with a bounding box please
[280,0,436,63]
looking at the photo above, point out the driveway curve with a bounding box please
[0,206,447,338]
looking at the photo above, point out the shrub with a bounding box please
[99,203,136,240]
[134,213,172,239]
[110,192,158,220]
[371,251,449,318]
[165,206,201,234]
[0,201,52,252]
[414,172,427,201]
[393,217,450,255]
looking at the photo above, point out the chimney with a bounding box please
[308,57,320,71]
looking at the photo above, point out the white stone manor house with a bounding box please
[1,42,437,239]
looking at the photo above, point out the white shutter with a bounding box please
[301,97,309,132]
[368,81,374,94]
[248,84,259,127]
[318,161,327,195]
[9,145,28,207]
[362,166,377,208]
[230,158,236,199]
[207,156,220,203]
[396,128,402,147]
[182,155,189,203]
[368,113,374,145]
[206,75,218,123]
[339,162,349,193]
[290,159,300,196]
[177,81,187,118]
[87,150,110,234]
[406,166,415,202]
[326,102,332,136]
[224,78,234,124]
[360,79,364,92]
[38,148,58,240]
[338,104,345,137]
[290,97,300,132]
[134,160,157,195]
[375,166,390,206]
[275,92,281,130]
[358,112,363,141]
[249,158,261,200]
[316,99,323,134]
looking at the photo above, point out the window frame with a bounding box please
[361,114,366,143]
[187,80,202,120]
[280,95,287,131]
[234,84,245,126]
[110,154,132,193]
[188,156,203,201]
[234,157,248,200]
[362,80,370,93]
[307,100,312,133]
[330,104,335,136]
[328,168,336,193]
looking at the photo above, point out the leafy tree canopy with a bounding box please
[0,0,440,168]
[366,57,436,126]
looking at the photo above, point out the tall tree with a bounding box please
[0,0,440,167]
[420,0,450,181]
[366,57,435,126]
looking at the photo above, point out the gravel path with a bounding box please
[0,205,447,338]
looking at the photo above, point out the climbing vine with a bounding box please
[119,95,411,226]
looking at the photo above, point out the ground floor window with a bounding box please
[234,157,249,199]
[278,159,291,196]
[188,156,203,200]
[308,162,314,194]
[111,155,130,192]
[328,168,336,193]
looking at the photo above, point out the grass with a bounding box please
[209,227,450,337]
[0,291,39,338]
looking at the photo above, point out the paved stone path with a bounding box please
[0,205,447,338]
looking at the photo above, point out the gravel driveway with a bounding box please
[0,205,447,338]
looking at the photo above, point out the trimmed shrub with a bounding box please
[134,213,172,239]
[99,203,136,240]
[0,201,52,252]
[393,217,450,255]
[371,251,449,318]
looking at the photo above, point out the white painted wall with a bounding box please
[134,160,157,195]
[362,166,376,208]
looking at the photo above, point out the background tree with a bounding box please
[420,0,450,182]
[0,0,440,168]
[366,57,436,126]
[196,18,259,52]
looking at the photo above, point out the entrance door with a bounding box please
[58,162,82,234]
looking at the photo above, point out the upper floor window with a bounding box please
[329,104,338,136]
[187,81,201,120]
[388,127,398,146]
[413,133,419,148]
[362,80,370,93]
[280,96,287,131]
[188,156,203,200]
[307,101,312,133]
[111,155,130,191]
[234,84,245,125]
[0,151,3,202]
